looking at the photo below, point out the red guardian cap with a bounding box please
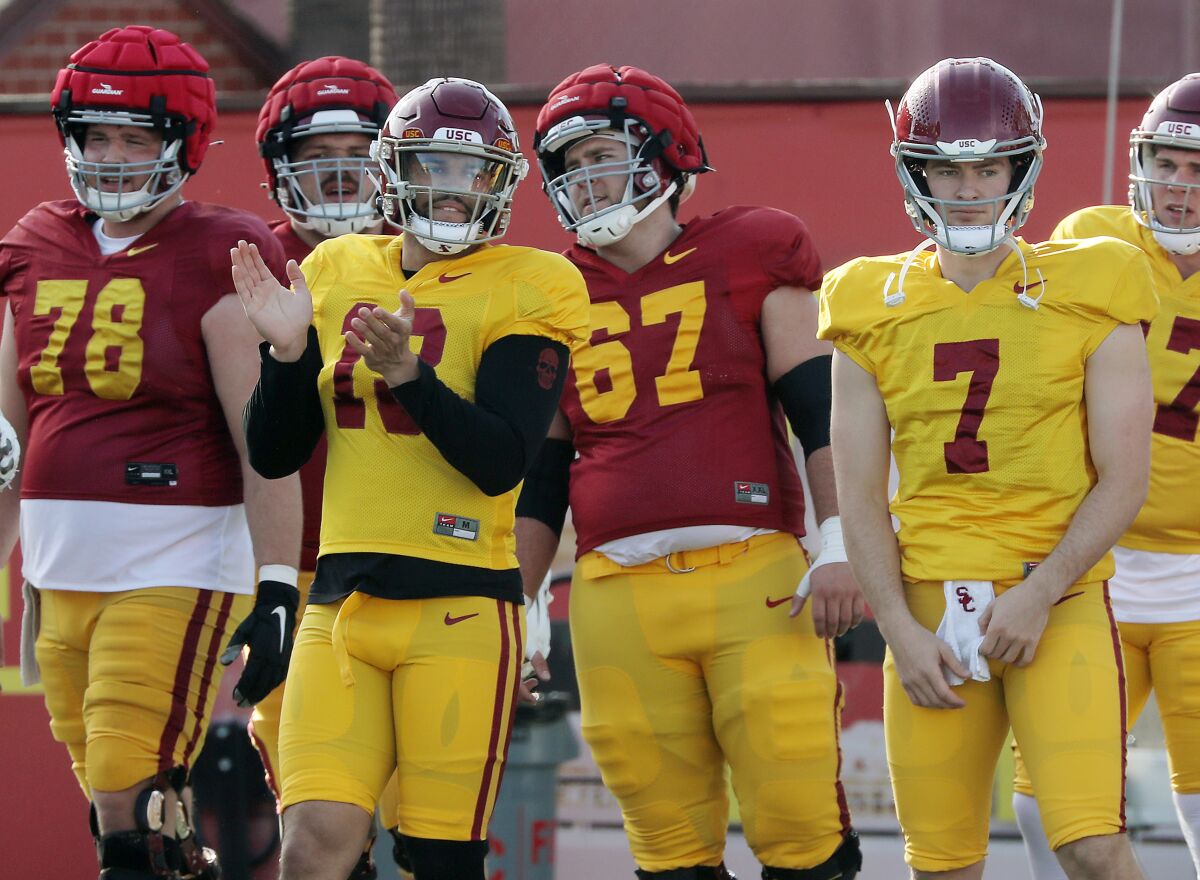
[50,26,216,220]
[533,64,711,246]
[257,56,398,236]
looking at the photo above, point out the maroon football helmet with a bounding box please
[533,64,711,246]
[1130,72,1200,254]
[374,77,527,254]
[51,26,216,221]
[257,56,397,236]
[891,57,1045,254]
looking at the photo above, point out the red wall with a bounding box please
[0,94,1150,876]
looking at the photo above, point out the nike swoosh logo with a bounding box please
[1053,591,1085,606]
[1013,280,1043,294]
[663,247,697,265]
[444,611,480,626]
[765,596,791,608]
[272,607,287,652]
[439,272,471,283]
[127,243,159,257]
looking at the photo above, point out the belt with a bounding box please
[575,531,791,579]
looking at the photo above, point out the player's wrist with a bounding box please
[256,565,300,610]
[269,337,308,363]
[384,355,421,388]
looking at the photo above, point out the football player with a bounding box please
[820,57,1155,880]
[515,64,864,880]
[230,77,589,880]
[1011,73,1200,880]
[251,54,406,880]
[0,25,301,880]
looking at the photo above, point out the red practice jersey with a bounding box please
[271,219,326,571]
[561,206,822,555]
[0,200,286,506]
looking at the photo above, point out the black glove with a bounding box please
[220,579,300,707]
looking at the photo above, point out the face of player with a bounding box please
[403,151,502,224]
[562,135,630,217]
[924,157,1014,226]
[1147,145,1200,230]
[290,131,375,207]
[82,124,165,193]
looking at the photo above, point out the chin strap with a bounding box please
[577,180,679,247]
[881,238,937,308]
[1000,237,1045,310]
[882,236,1044,311]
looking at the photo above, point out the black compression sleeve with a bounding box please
[773,354,832,459]
[390,335,570,496]
[243,326,324,479]
[514,437,573,536]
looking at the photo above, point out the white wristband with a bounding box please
[258,564,299,587]
[795,516,847,600]
[817,516,847,563]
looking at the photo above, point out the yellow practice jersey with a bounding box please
[302,234,589,569]
[1052,206,1200,553]
[819,237,1157,583]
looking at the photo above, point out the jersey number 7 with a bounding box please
[933,338,1000,474]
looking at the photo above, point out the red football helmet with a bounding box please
[51,26,216,221]
[891,57,1045,254]
[375,78,527,254]
[533,64,711,246]
[1130,73,1200,254]
[257,56,397,237]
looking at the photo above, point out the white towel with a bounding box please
[935,579,994,686]
[20,580,41,687]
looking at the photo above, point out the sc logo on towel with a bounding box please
[955,586,976,613]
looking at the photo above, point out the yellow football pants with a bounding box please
[888,581,1125,872]
[278,593,524,841]
[36,585,249,796]
[570,531,850,872]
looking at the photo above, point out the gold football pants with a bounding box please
[570,532,850,872]
[36,585,248,795]
[278,594,523,841]
[889,580,1125,871]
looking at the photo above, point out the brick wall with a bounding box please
[0,0,270,99]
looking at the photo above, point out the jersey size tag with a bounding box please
[734,481,770,504]
[125,462,178,487]
[434,513,479,541]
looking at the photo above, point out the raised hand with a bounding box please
[230,240,313,360]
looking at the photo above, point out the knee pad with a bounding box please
[761,829,862,880]
[399,835,488,880]
[635,865,737,879]
[96,830,182,879]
